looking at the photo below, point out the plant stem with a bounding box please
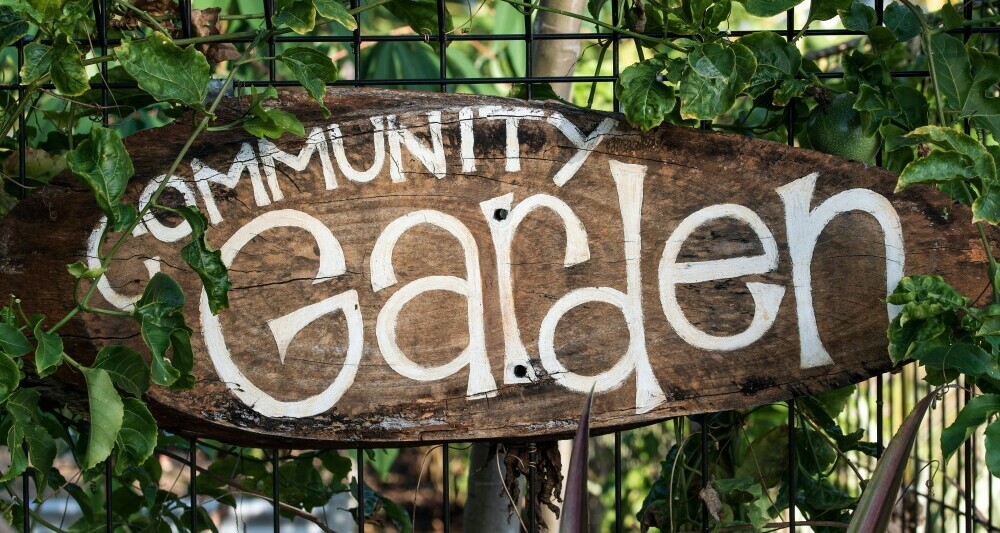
[114,0,171,35]
[48,30,271,335]
[901,0,946,126]
[500,0,687,52]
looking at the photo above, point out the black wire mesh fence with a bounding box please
[4,0,1000,530]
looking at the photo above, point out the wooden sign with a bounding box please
[0,89,988,446]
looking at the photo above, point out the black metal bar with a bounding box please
[442,445,450,533]
[350,0,361,83]
[190,439,198,532]
[20,24,1000,49]
[784,8,796,529]
[264,0,276,84]
[21,458,28,533]
[436,0,448,93]
[611,0,620,112]
[272,448,280,533]
[0,69,945,92]
[357,448,365,533]
[787,399,796,531]
[105,461,113,532]
[700,414,709,532]
[9,64,24,488]
[528,444,537,533]
[614,431,623,533]
[523,0,532,98]
[876,375,884,458]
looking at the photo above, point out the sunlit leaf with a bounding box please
[313,0,356,30]
[32,321,63,378]
[115,32,210,108]
[278,47,336,116]
[617,60,675,131]
[66,126,135,230]
[82,367,124,469]
[275,0,317,33]
[48,34,88,96]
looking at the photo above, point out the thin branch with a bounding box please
[157,448,341,533]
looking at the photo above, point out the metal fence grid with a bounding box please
[5,0,1000,531]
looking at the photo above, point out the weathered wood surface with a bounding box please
[0,89,988,447]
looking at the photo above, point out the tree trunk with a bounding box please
[462,443,520,533]
[530,0,587,100]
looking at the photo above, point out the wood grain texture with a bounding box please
[0,88,988,447]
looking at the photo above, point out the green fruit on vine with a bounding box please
[806,93,879,165]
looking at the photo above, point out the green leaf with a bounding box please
[813,384,857,419]
[679,41,756,120]
[93,345,150,397]
[939,2,964,30]
[986,420,1000,477]
[887,275,970,320]
[974,184,1000,224]
[901,125,996,183]
[0,323,31,356]
[838,2,875,32]
[66,127,135,229]
[896,151,976,190]
[735,425,788,488]
[48,34,88,96]
[854,83,898,136]
[508,82,564,101]
[0,351,19,402]
[807,0,851,22]
[175,206,231,315]
[913,343,1000,380]
[739,31,801,98]
[352,480,413,533]
[32,321,63,378]
[0,7,27,48]
[275,0,317,33]
[942,393,1000,461]
[66,260,107,279]
[312,0,356,30]
[617,60,675,131]
[82,367,124,470]
[883,1,921,42]
[868,26,897,53]
[19,41,50,84]
[132,273,192,388]
[389,0,450,38]
[114,398,157,474]
[965,49,1000,141]
[136,271,185,311]
[892,84,928,130]
[115,32,210,107]
[245,105,306,139]
[931,33,972,113]
[737,0,804,18]
[278,47,337,115]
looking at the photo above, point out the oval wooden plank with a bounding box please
[0,89,987,447]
